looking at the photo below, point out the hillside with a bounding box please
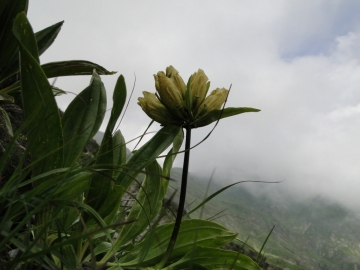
[167,168,360,270]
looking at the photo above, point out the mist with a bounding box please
[28,0,360,211]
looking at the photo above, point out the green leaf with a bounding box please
[0,107,13,136]
[256,225,275,262]
[0,19,62,83]
[116,125,181,194]
[107,160,164,258]
[162,128,184,193]
[35,21,63,56]
[186,181,246,217]
[107,74,127,133]
[53,173,90,201]
[0,110,38,179]
[97,184,125,225]
[0,0,28,81]
[12,12,39,62]
[41,60,116,78]
[83,242,112,261]
[62,71,106,166]
[0,80,65,97]
[0,93,14,104]
[191,107,260,128]
[13,12,63,177]
[86,74,126,212]
[119,219,237,267]
[164,246,261,270]
[112,130,126,180]
[86,130,114,214]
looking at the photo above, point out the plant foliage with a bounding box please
[0,1,261,269]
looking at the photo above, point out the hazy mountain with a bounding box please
[93,130,360,269]
[168,167,360,270]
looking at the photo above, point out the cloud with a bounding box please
[28,1,360,211]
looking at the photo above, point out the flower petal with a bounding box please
[189,69,209,111]
[166,65,187,98]
[154,71,184,109]
[138,91,181,125]
[196,88,229,117]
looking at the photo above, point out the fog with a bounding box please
[28,1,360,211]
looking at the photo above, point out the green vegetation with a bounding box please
[0,1,262,269]
[168,168,360,269]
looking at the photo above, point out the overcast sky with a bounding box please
[28,1,360,211]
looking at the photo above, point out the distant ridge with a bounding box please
[168,168,360,269]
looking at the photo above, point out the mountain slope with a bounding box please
[168,168,360,269]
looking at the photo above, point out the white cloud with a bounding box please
[27,1,360,211]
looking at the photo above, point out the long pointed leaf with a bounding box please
[162,128,184,193]
[107,74,126,133]
[0,0,28,81]
[42,60,116,78]
[164,246,261,270]
[86,130,114,213]
[111,160,164,253]
[36,21,63,56]
[86,74,125,213]
[0,19,62,82]
[62,70,106,166]
[118,219,237,267]
[116,125,181,194]
[191,107,260,128]
[13,12,63,177]
[186,181,247,217]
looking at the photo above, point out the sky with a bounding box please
[28,1,360,211]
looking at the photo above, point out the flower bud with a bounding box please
[166,65,187,98]
[196,88,229,117]
[190,69,209,110]
[138,91,180,125]
[138,66,257,128]
[154,71,184,110]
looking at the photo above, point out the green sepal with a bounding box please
[184,76,193,119]
[191,107,260,128]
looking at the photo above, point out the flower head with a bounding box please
[138,66,260,128]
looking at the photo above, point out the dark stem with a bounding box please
[158,125,191,268]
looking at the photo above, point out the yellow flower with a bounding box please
[189,69,209,111]
[166,66,187,98]
[138,91,182,125]
[154,71,184,111]
[138,65,259,128]
[196,88,229,117]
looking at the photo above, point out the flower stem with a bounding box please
[158,125,191,268]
